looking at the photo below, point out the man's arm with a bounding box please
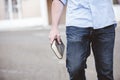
[49,0,65,44]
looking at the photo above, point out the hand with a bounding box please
[49,28,61,44]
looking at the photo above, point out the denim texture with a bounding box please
[66,24,116,80]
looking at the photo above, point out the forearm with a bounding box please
[51,0,64,29]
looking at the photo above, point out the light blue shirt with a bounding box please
[60,0,116,29]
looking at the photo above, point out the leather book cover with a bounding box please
[51,39,65,59]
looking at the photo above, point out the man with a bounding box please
[49,0,117,80]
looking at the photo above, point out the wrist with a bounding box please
[51,26,59,30]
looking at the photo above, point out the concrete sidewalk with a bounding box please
[0,24,120,80]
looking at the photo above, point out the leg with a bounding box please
[66,26,92,80]
[92,24,116,80]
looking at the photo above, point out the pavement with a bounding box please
[0,24,120,80]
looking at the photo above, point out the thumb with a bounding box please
[57,35,61,44]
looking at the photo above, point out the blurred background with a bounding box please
[0,0,120,80]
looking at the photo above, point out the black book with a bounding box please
[51,39,65,59]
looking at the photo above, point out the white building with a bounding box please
[0,0,119,30]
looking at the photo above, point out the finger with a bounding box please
[50,37,54,44]
[57,35,61,44]
[48,35,52,44]
[49,33,54,44]
[50,35,57,44]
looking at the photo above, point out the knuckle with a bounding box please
[57,34,60,36]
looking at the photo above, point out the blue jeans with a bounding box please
[66,24,116,80]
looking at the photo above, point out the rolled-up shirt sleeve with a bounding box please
[52,0,67,6]
[59,0,67,5]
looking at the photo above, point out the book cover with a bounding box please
[51,39,65,59]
